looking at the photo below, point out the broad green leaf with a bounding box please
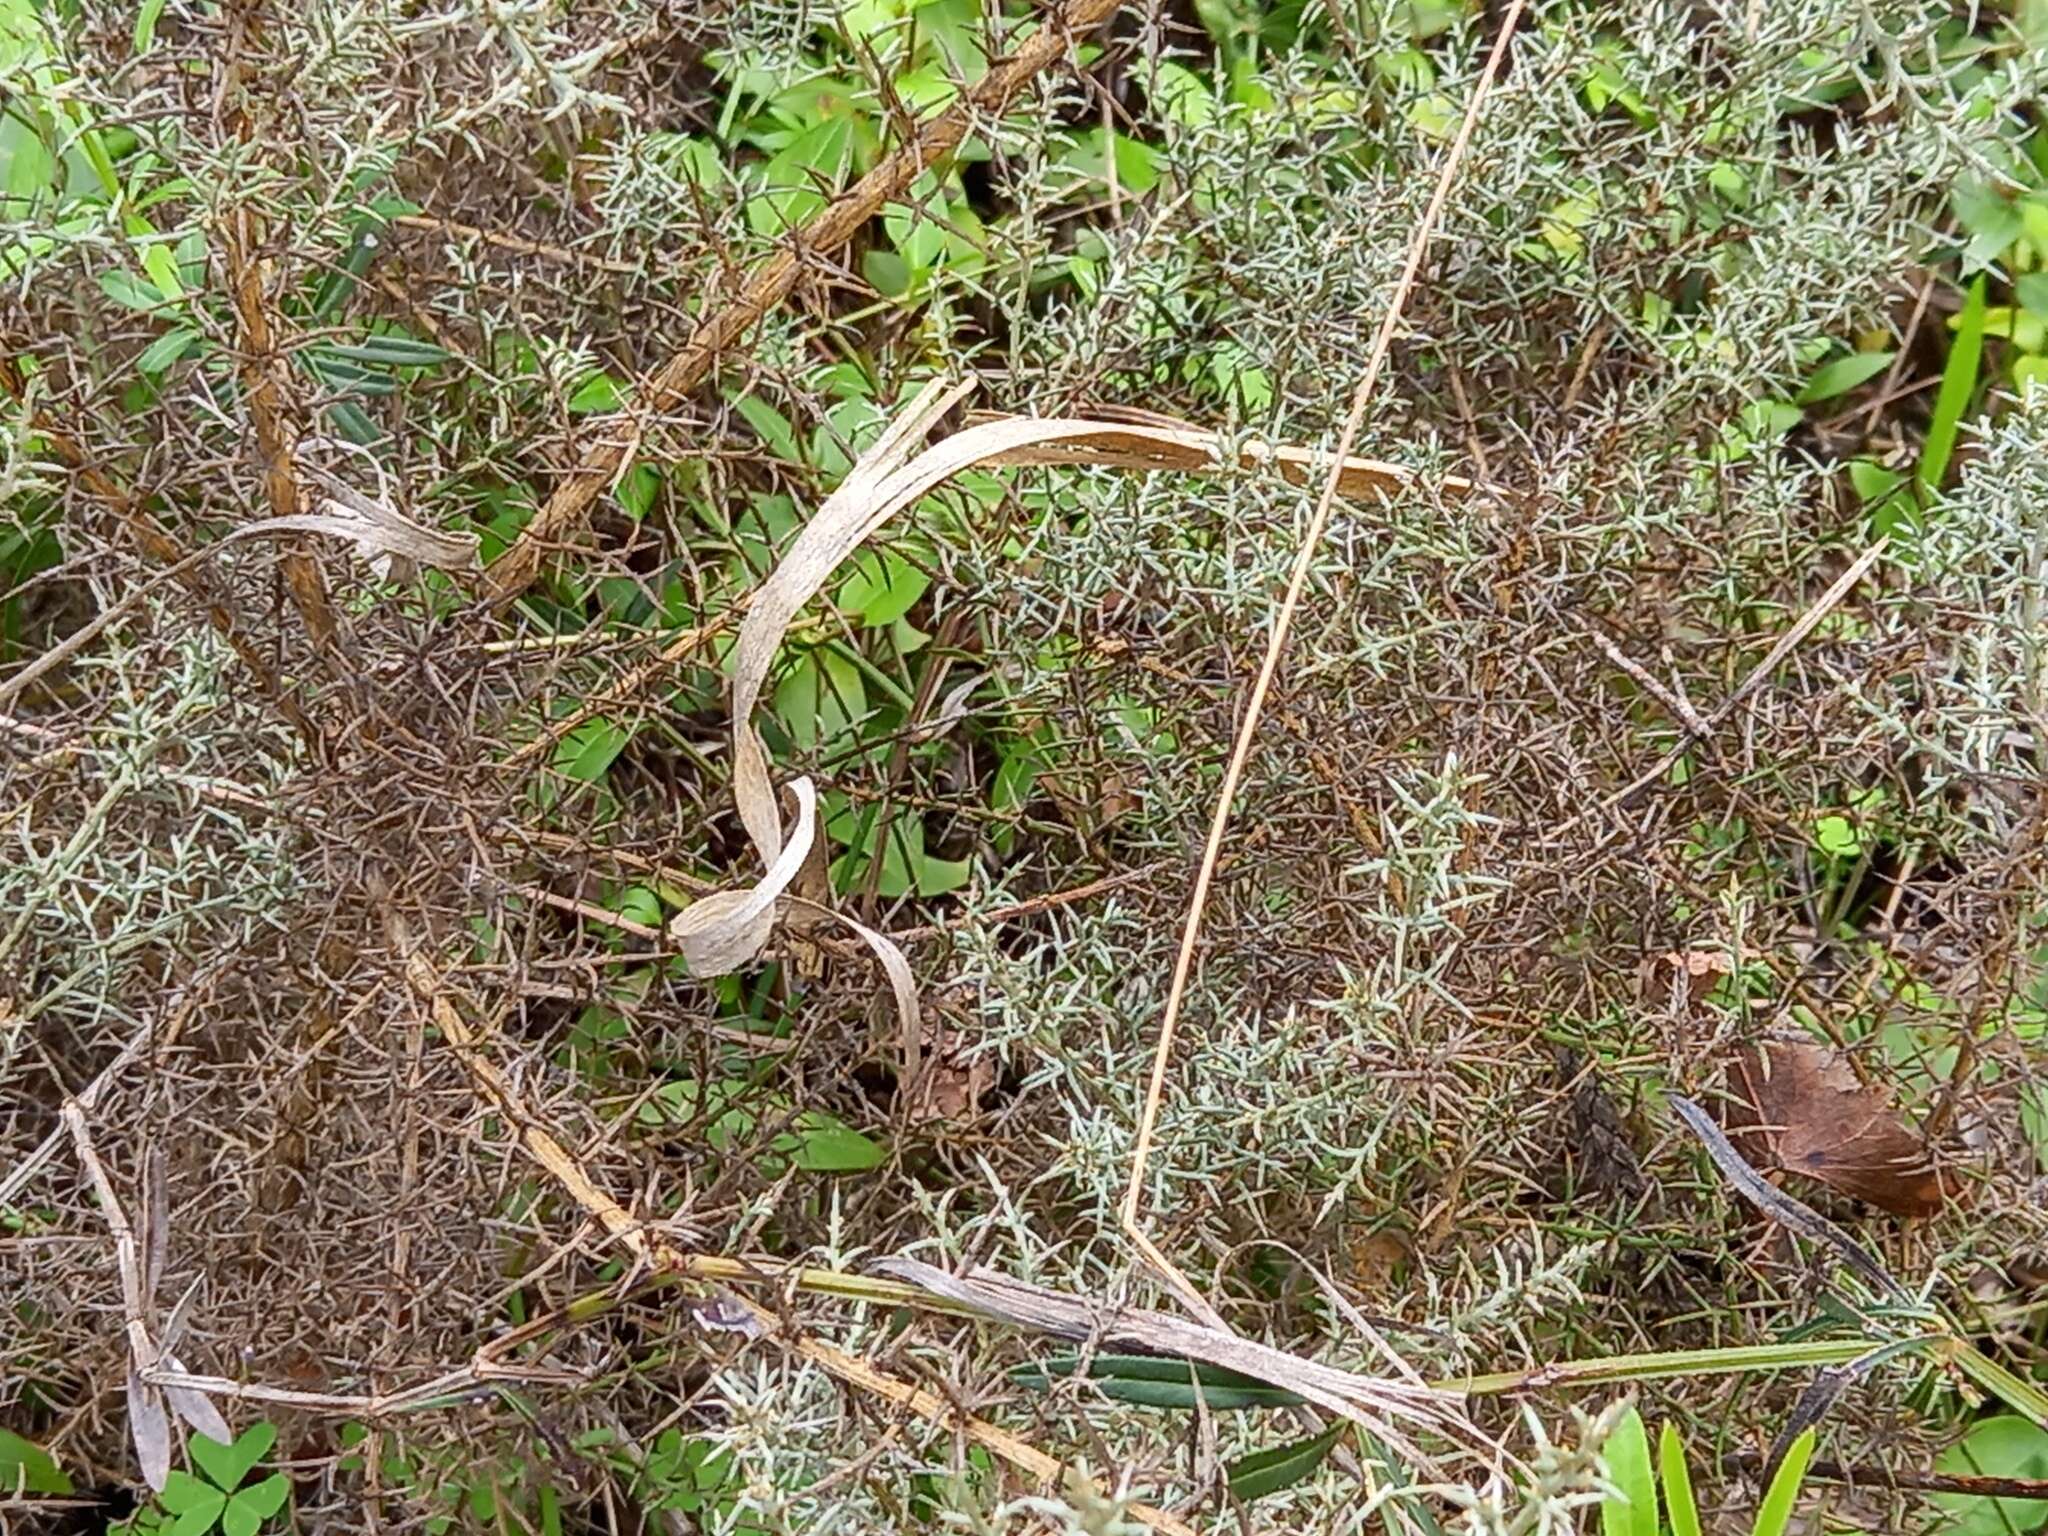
[774,648,867,751]
[787,1113,885,1172]
[552,717,630,783]
[1658,1423,1702,1536]
[1600,1406,1658,1536]
[1148,59,1217,128]
[617,463,661,521]
[1751,1428,1814,1536]
[192,1423,274,1492]
[1932,1416,2048,1536]
[1921,274,1986,495]
[136,326,200,374]
[838,549,928,626]
[1796,350,1893,404]
[227,1473,289,1533]
[568,372,623,413]
[1227,1425,1345,1501]
[613,884,662,932]
[0,1428,70,1494]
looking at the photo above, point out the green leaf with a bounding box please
[1751,1428,1814,1536]
[1795,350,1893,404]
[1932,1416,2048,1536]
[1814,813,1859,859]
[568,372,623,413]
[162,1472,228,1532]
[617,463,661,521]
[321,335,450,367]
[838,550,928,627]
[0,1428,71,1495]
[1920,274,1986,495]
[300,349,401,396]
[787,1113,885,1172]
[136,326,200,374]
[223,1474,289,1536]
[325,399,386,447]
[1658,1423,1702,1536]
[1227,1425,1345,1501]
[139,238,184,302]
[192,1423,274,1493]
[552,717,630,784]
[133,0,169,53]
[99,268,167,311]
[311,216,388,321]
[1600,1406,1658,1536]
[1010,1354,1308,1410]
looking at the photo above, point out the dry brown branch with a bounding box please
[483,0,1128,608]
[388,907,1195,1535]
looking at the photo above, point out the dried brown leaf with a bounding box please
[1727,1041,1956,1218]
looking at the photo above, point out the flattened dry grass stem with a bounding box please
[1118,0,1532,1315]
[484,0,1129,608]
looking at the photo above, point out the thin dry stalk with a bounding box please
[1118,0,1534,1316]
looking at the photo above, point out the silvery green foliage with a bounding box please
[1867,394,2048,840]
[0,621,302,1080]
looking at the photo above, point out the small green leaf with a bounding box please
[1227,1425,1345,1501]
[1751,1428,1814,1536]
[1600,1406,1658,1536]
[788,1113,885,1172]
[99,269,166,311]
[1920,274,1986,495]
[552,717,630,784]
[1814,813,1859,859]
[192,1423,274,1493]
[325,399,386,447]
[618,463,661,521]
[225,1474,289,1536]
[568,372,624,413]
[321,335,450,367]
[139,239,185,302]
[0,1429,71,1495]
[1795,350,1893,404]
[1658,1423,1702,1536]
[162,1473,228,1532]
[136,327,200,374]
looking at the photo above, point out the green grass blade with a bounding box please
[1918,273,1986,496]
[1227,1425,1346,1501]
[1751,1427,1815,1536]
[1658,1422,1701,1536]
[1600,1406,1658,1536]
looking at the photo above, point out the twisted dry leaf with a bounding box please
[680,375,1451,977]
